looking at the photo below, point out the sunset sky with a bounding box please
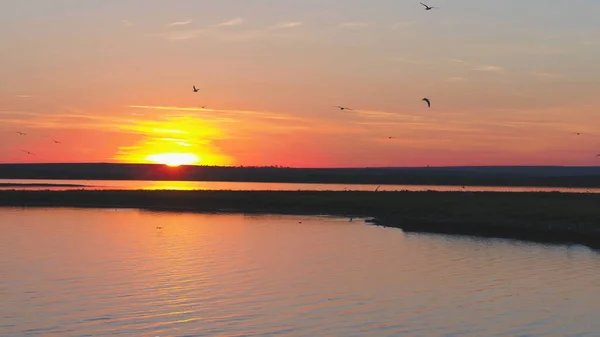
[1,0,600,167]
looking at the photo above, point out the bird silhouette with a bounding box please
[53,140,61,144]
[334,105,352,111]
[22,150,35,155]
[420,2,435,10]
[193,85,199,92]
[422,97,431,108]
[16,131,26,136]
[200,105,207,109]
[156,227,163,229]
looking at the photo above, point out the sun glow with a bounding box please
[146,153,200,167]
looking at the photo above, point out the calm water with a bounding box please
[1,209,599,336]
[1,179,600,193]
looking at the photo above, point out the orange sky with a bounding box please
[1,1,600,167]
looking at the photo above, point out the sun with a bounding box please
[146,153,200,167]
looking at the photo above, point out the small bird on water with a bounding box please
[422,97,431,108]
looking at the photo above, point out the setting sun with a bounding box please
[146,153,200,167]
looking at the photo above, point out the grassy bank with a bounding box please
[1,190,599,248]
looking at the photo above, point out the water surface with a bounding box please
[1,178,599,193]
[1,208,599,336]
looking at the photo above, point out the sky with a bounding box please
[1,0,600,167]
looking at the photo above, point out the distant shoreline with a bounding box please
[0,183,88,188]
[1,190,598,249]
[1,163,600,187]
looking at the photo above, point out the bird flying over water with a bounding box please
[16,131,26,136]
[22,150,35,155]
[422,98,431,108]
[53,140,61,144]
[420,2,435,10]
[200,105,207,109]
[193,85,199,92]
[334,105,352,111]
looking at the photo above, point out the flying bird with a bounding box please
[22,150,35,155]
[334,105,352,111]
[16,131,26,136]
[420,2,435,10]
[200,105,207,109]
[422,97,431,108]
[53,140,61,144]
[193,85,199,92]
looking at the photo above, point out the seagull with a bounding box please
[22,150,35,155]
[193,85,199,92]
[156,227,163,229]
[16,131,26,136]
[53,140,61,144]
[420,2,435,10]
[334,105,352,111]
[422,97,431,108]
[200,105,207,109]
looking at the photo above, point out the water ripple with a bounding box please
[0,208,599,336]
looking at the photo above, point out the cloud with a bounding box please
[444,76,468,82]
[448,58,465,64]
[161,29,205,41]
[472,65,506,74]
[338,22,369,29]
[271,21,303,29]
[529,71,563,79]
[127,105,302,121]
[391,22,414,30]
[168,19,193,27]
[215,18,244,27]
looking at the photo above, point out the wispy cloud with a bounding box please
[215,18,244,27]
[472,65,506,74]
[120,19,134,27]
[162,29,205,41]
[271,21,303,29]
[444,76,468,82]
[338,22,369,30]
[391,22,414,30]
[168,19,193,27]
[127,105,302,121]
[529,71,563,79]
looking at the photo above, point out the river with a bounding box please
[1,179,599,193]
[0,208,598,336]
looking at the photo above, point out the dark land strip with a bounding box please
[1,190,599,249]
[1,163,600,187]
[0,183,88,188]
